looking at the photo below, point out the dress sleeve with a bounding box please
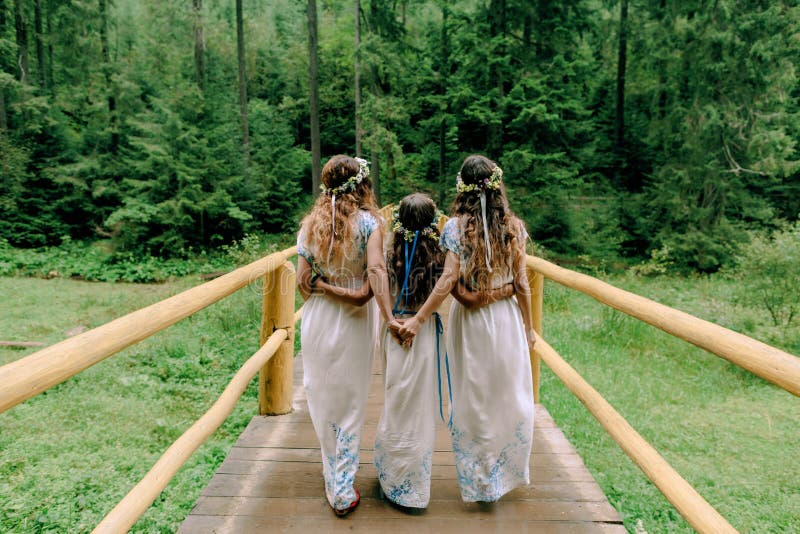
[297,226,314,265]
[359,211,379,241]
[439,218,462,255]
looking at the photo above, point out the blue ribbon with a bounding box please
[434,312,453,428]
[392,231,419,316]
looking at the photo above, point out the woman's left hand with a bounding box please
[398,316,422,347]
[526,328,537,351]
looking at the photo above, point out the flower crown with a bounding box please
[320,157,370,196]
[456,164,503,193]
[391,206,442,243]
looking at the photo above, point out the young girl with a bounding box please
[375,193,514,509]
[296,155,398,516]
[399,155,537,503]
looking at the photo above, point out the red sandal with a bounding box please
[333,489,360,517]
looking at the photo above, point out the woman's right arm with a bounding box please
[451,279,514,309]
[297,255,314,301]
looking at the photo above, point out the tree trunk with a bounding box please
[236,0,249,166]
[193,0,205,91]
[308,0,321,195]
[486,0,506,157]
[14,0,29,84]
[99,0,118,152]
[371,149,381,205]
[34,0,47,89]
[438,4,448,206]
[46,0,53,87]
[614,0,628,151]
[354,0,362,157]
[0,1,5,130]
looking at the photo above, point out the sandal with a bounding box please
[333,489,360,517]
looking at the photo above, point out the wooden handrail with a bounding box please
[535,336,737,534]
[527,255,800,397]
[92,327,290,534]
[0,246,297,414]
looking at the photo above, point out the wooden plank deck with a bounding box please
[180,331,625,532]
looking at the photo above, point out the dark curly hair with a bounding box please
[388,193,444,311]
[450,154,526,290]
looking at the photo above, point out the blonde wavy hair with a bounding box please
[300,155,379,267]
[451,155,526,290]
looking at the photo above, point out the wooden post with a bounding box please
[259,261,295,415]
[527,266,544,404]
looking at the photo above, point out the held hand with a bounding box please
[500,282,515,299]
[526,328,537,351]
[387,319,405,344]
[398,316,422,347]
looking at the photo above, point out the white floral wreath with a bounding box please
[456,164,503,193]
[391,206,441,243]
[320,157,370,195]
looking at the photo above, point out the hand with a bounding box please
[526,328,537,351]
[387,319,405,344]
[499,282,515,299]
[398,316,422,348]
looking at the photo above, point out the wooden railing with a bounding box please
[1,207,798,533]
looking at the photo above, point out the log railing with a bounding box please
[1,207,798,533]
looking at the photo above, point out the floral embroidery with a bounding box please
[374,441,433,508]
[324,422,360,510]
[450,419,531,502]
[439,218,462,256]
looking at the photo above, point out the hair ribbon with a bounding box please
[480,190,492,272]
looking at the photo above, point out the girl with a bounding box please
[296,155,399,516]
[375,193,514,509]
[399,155,537,503]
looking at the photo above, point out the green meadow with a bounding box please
[0,271,798,533]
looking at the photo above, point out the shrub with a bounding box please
[732,221,800,327]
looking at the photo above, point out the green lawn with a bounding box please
[540,275,800,532]
[0,273,798,532]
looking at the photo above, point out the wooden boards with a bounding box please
[179,355,625,533]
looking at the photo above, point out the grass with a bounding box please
[540,274,800,532]
[0,271,798,532]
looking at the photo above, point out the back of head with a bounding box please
[389,193,443,310]
[300,155,377,265]
[451,154,524,289]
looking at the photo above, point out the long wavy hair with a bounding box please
[388,193,444,310]
[299,155,379,266]
[451,155,526,290]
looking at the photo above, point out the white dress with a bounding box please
[440,217,534,502]
[373,291,443,508]
[297,210,379,511]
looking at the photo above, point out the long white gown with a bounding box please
[374,305,441,508]
[440,217,534,502]
[297,210,378,511]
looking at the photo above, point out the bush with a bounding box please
[732,221,800,327]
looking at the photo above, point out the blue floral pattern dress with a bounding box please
[297,210,379,511]
[439,217,534,502]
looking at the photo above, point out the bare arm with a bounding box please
[298,255,373,305]
[365,229,396,324]
[512,237,536,349]
[297,255,314,301]
[315,277,373,306]
[451,279,514,309]
[398,251,460,342]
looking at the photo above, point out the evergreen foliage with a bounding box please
[0,0,797,269]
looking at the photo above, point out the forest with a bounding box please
[1,0,799,272]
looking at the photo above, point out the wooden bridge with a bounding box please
[1,207,799,533]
